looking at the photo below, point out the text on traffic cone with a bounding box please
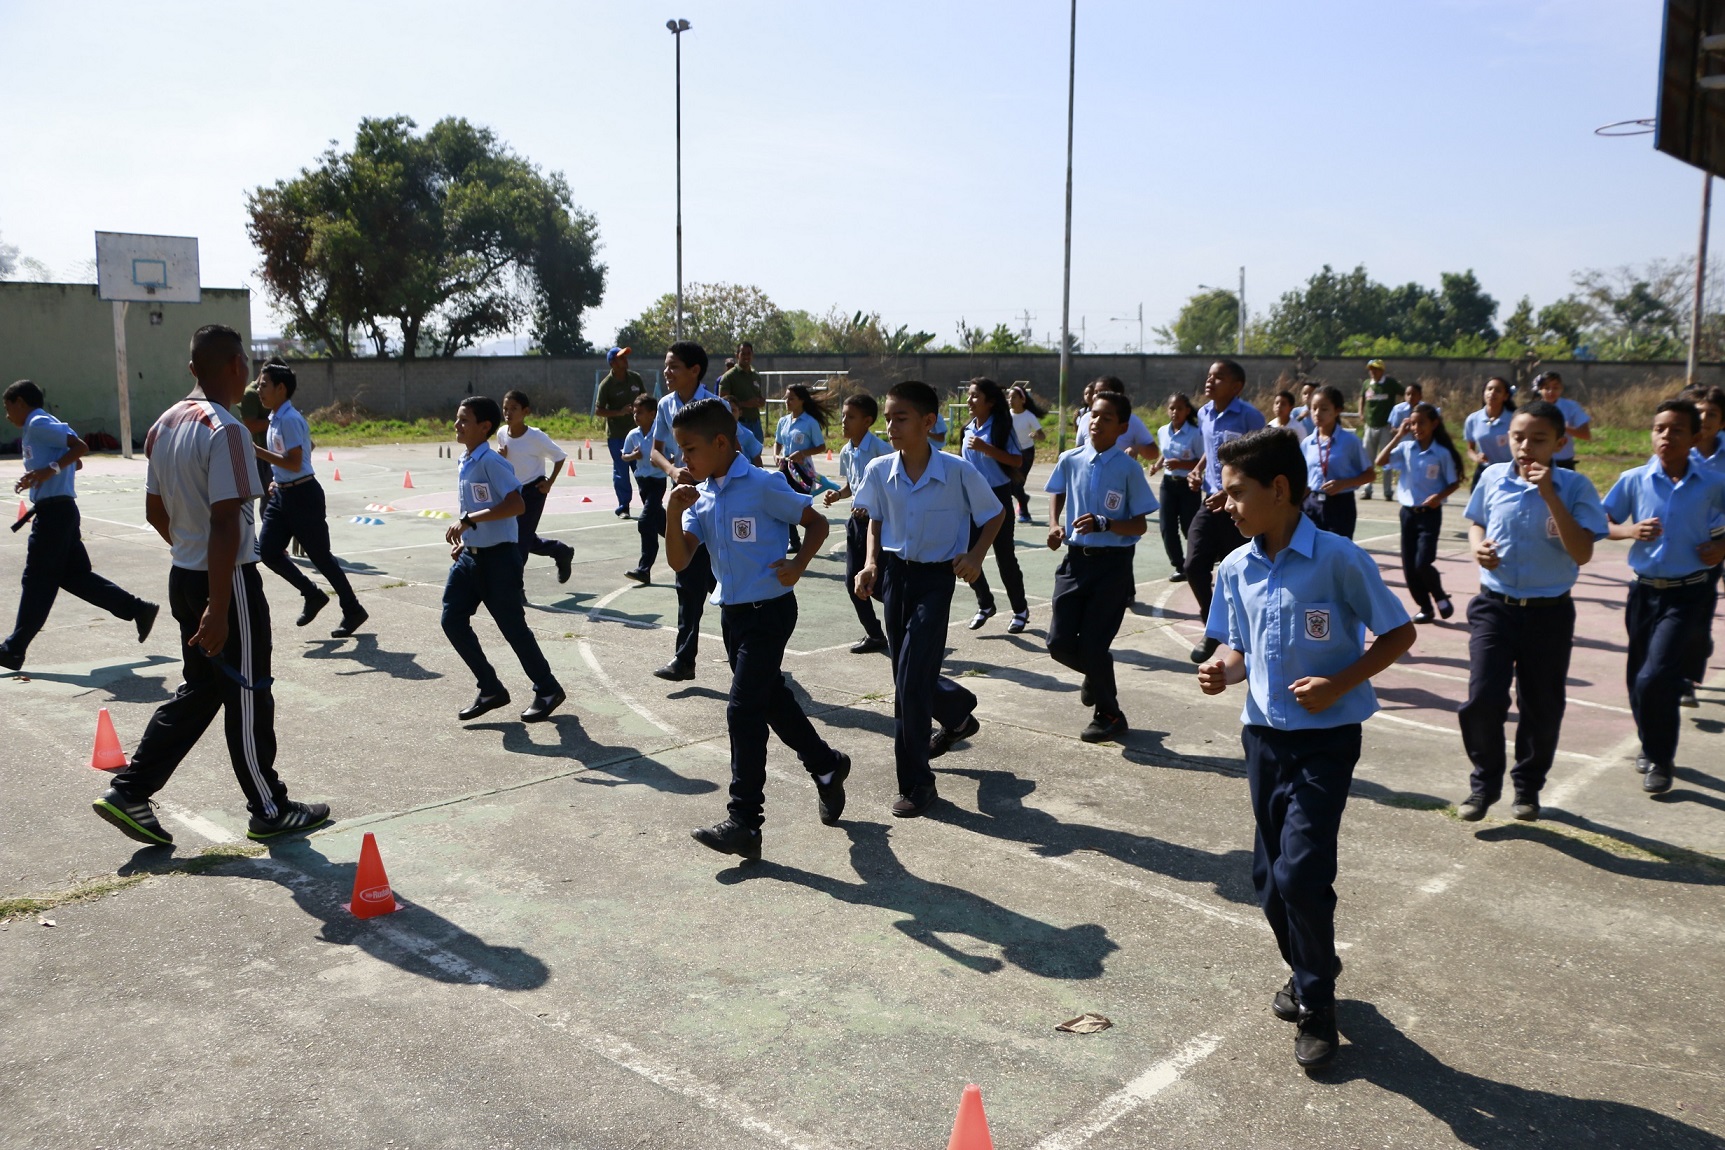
[946,1084,993,1150]
[90,707,128,771]
[402,470,414,489]
[344,832,399,918]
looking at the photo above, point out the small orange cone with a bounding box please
[827,448,834,461]
[402,470,414,489]
[946,1084,993,1150]
[15,498,26,522]
[581,496,592,503]
[344,832,398,918]
[90,707,128,771]
[584,438,592,460]
[566,459,576,478]
[326,450,334,461]
[332,468,342,481]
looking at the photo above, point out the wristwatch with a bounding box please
[460,515,476,530]
[1094,514,1111,534]
[47,461,61,475]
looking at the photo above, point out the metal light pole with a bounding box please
[1691,172,1712,384]
[1237,266,1246,355]
[667,18,691,340]
[1056,0,1077,451]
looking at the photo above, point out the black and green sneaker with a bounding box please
[246,800,332,841]
[92,788,174,846]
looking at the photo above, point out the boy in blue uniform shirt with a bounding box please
[441,396,564,724]
[1603,398,1725,795]
[854,381,1005,817]
[648,341,719,681]
[252,363,368,638]
[1534,371,1592,470]
[1199,427,1415,1069]
[1,380,158,671]
[622,393,666,584]
[666,399,849,859]
[1184,360,1267,662]
[822,392,892,654]
[1045,389,1159,743]
[1457,401,1608,821]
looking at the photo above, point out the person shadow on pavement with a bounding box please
[1330,1000,1724,1149]
[467,713,718,795]
[302,635,442,680]
[122,838,549,990]
[716,821,1117,979]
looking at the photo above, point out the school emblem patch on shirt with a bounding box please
[732,516,756,542]
[1304,608,1332,640]
[471,482,491,505]
[1546,515,1559,537]
[1103,489,1124,513]
[1424,463,1440,480]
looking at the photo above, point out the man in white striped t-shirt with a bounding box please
[92,325,330,847]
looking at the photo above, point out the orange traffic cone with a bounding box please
[332,469,342,481]
[581,496,592,503]
[343,832,398,918]
[402,470,414,489]
[584,438,592,460]
[827,448,834,461]
[90,707,128,771]
[946,1084,993,1150]
[15,498,25,522]
[326,450,334,462]
[566,459,576,478]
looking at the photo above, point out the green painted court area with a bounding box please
[3,444,1724,1150]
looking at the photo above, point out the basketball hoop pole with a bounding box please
[111,301,133,459]
[1690,171,1712,385]
[1056,0,1077,453]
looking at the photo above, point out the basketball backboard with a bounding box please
[95,231,200,303]
[1657,0,1725,178]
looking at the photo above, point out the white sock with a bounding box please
[816,771,835,786]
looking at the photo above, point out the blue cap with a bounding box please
[607,346,631,364]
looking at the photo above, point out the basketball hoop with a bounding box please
[1594,118,1655,137]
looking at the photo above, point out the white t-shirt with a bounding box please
[144,392,259,571]
[1010,410,1042,454]
[496,425,567,483]
[1269,417,1311,442]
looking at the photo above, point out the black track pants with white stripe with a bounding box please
[114,563,287,820]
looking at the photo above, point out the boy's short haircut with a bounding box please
[671,396,737,443]
[1683,384,1725,411]
[1537,371,1563,385]
[260,361,297,397]
[1091,390,1131,422]
[843,392,880,422]
[1217,427,1309,502]
[1405,381,1424,394]
[190,324,244,379]
[1213,358,1246,384]
[503,388,531,410]
[4,379,44,409]
[887,380,939,417]
[1274,389,1296,405]
[460,395,504,437]
[1513,399,1566,438]
[1091,374,1128,392]
[632,391,657,409]
[668,340,710,381]
[1656,397,1702,434]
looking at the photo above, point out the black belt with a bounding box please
[1480,589,1570,608]
[276,474,316,488]
[1636,571,1711,589]
[1067,543,1134,556]
[721,595,791,613]
[883,553,950,569]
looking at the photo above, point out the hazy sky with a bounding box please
[0,1,1703,352]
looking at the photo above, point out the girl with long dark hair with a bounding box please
[1149,392,1203,575]
[1299,385,1375,539]
[1007,384,1047,522]
[775,383,832,551]
[960,377,1030,632]
[1376,402,1464,623]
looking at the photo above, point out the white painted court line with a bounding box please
[579,639,684,739]
[1368,710,1600,762]
[1388,662,1634,715]
[1031,1033,1223,1150]
[156,801,241,844]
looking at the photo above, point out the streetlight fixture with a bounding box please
[667,18,692,340]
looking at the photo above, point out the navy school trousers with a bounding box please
[968,483,1028,616]
[881,554,977,796]
[1158,470,1201,569]
[1046,545,1135,715]
[441,542,559,697]
[257,479,360,614]
[1458,592,1573,800]
[845,513,885,642]
[1183,504,1248,622]
[516,482,576,568]
[1242,722,1361,1014]
[1627,578,1714,766]
[113,563,287,820]
[635,475,666,570]
[1,497,147,660]
[720,593,842,830]
[673,542,715,670]
[1399,506,1449,613]
[1303,491,1357,539]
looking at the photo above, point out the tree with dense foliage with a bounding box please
[246,116,604,358]
[1153,288,1239,354]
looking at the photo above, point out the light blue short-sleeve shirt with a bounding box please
[1385,438,1460,507]
[1602,458,1725,578]
[961,415,1023,488]
[839,431,891,500]
[737,423,764,461]
[1206,514,1412,730]
[681,454,811,605]
[1551,397,1590,463]
[21,408,77,502]
[1464,462,1608,598]
[265,399,315,483]
[457,442,522,548]
[651,385,719,470]
[1157,421,1204,470]
[775,411,825,458]
[1197,396,1268,496]
[1300,428,1372,492]
[1463,408,1515,466]
[1044,443,1159,549]
[929,411,949,453]
[853,450,1003,564]
[622,427,660,478]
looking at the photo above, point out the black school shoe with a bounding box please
[849,635,888,654]
[1412,611,1435,625]
[330,606,369,639]
[1080,711,1128,744]
[1189,636,1219,665]
[458,689,512,721]
[521,688,566,723]
[691,819,761,860]
[1294,1005,1339,1069]
[623,567,651,585]
[296,590,331,627]
[92,788,174,846]
[929,714,981,759]
[815,754,851,825]
[246,800,332,841]
[1457,793,1494,821]
[653,661,695,681]
[891,785,939,818]
[1273,955,1343,1023]
[1511,794,1540,821]
[1643,762,1674,794]
[135,601,160,644]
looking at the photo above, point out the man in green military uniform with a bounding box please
[595,346,649,518]
[1357,357,1399,500]
[718,341,766,443]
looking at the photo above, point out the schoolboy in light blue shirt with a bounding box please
[823,392,892,653]
[666,398,848,861]
[1603,399,1725,795]
[1044,389,1159,743]
[854,381,1004,818]
[1534,371,1591,468]
[441,396,564,725]
[648,341,719,681]
[1184,359,1267,660]
[1456,401,1608,823]
[0,379,157,672]
[1198,427,1414,1071]
[622,393,666,583]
